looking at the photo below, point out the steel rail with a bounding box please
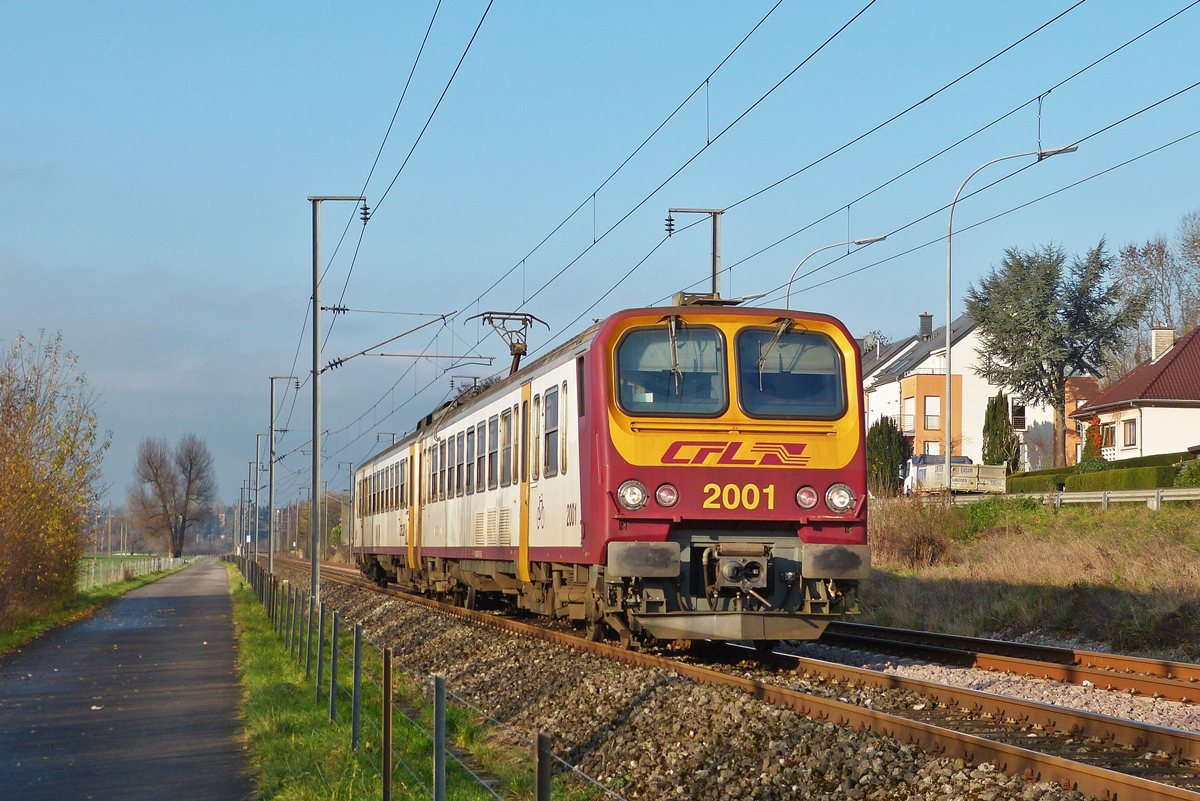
[272,556,1200,801]
[826,622,1200,702]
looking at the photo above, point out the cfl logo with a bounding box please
[659,441,809,467]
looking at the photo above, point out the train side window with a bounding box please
[544,387,559,478]
[500,410,512,487]
[531,395,541,482]
[430,445,438,503]
[561,381,569,475]
[465,429,475,495]
[513,404,521,482]
[488,415,499,490]
[400,459,408,508]
[476,422,486,491]
[387,465,393,511]
[576,356,585,417]
[440,440,448,500]
[392,464,398,509]
[456,432,465,497]
[521,400,529,483]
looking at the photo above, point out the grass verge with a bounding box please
[863,498,1200,657]
[228,562,595,801]
[0,559,192,656]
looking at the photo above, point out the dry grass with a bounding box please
[862,499,1200,657]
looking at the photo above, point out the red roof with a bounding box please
[1072,327,1200,417]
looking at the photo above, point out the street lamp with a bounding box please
[944,145,1077,484]
[786,236,886,309]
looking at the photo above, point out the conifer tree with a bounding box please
[866,416,911,496]
[982,390,1020,472]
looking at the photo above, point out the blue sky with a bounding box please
[2,1,1198,506]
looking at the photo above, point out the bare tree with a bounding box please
[128,434,217,557]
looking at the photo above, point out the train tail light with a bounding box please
[617,480,648,510]
[795,486,818,509]
[655,484,678,507]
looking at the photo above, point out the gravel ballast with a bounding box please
[285,572,1093,801]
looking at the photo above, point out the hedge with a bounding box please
[1010,465,1075,479]
[1104,451,1193,470]
[1064,465,1179,491]
[1008,473,1070,493]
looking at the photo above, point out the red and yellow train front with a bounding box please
[581,306,868,642]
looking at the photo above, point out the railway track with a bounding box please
[824,621,1200,703]
[272,556,1200,801]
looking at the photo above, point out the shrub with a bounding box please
[1176,460,1200,488]
[1074,456,1108,474]
[1008,472,1071,493]
[869,499,954,568]
[1064,465,1179,491]
[0,333,109,627]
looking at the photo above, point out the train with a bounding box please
[351,302,869,646]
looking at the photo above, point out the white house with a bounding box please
[1070,325,1200,460]
[862,312,1097,470]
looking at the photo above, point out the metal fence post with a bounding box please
[352,623,362,750]
[537,732,553,801]
[306,597,315,676]
[434,673,446,801]
[383,647,393,801]
[286,587,294,653]
[329,611,340,722]
[316,602,327,702]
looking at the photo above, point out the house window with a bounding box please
[923,395,940,431]
[923,439,941,456]
[465,429,475,495]
[1011,402,1026,431]
[902,396,915,433]
[1100,423,1116,449]
[1074,399,1086,434]
[1123,419,1137,448]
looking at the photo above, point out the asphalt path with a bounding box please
[0,558,252,801]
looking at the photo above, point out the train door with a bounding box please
[408,443,419,570]
[519,382,532,582]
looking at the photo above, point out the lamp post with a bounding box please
[944,145,1078,486]
[268,375,296,576]
[785,236,886,310]
[309,195,366,604]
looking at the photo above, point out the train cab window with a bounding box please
[465,429,475,494]
[531,396,541,482]
[500,410,513,487]
[576,356,585,417]
[736,327,846,419]
[544,387,559,478]
[616,325,726,416]
[476,422,486,490]
[453,433,462,496]
[488,416,499,490]
[560,381,568,475]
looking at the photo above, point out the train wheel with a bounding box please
[755,639,780,657]
[585,617,606,642]
[465,586,477,610]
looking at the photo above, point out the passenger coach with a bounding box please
[353,304,869,645]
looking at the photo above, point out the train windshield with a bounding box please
[616,325,726,416]
[736,326,845,418]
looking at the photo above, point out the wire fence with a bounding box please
[76,555,190,591]
[232,556,629,801]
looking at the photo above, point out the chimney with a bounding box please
[1151,323,1176,361]
[919,312,933,341]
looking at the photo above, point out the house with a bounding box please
[862,312,1098,470]
[1069,325,1200,460]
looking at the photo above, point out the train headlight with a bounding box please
[795,486,818,509]
[617,480,648,511]
[825,483,855,513]
[655,484,679,507]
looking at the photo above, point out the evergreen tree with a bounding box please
[982,391,1020,472]
[866,416,911,496]
[966,241,1144,467]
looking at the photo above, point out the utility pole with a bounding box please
[308,195,365,604]
[254,434,264,566]
[268,375,296,576]
[107,501,112,557]
[247,461,256,561]
[667,207,724,297]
